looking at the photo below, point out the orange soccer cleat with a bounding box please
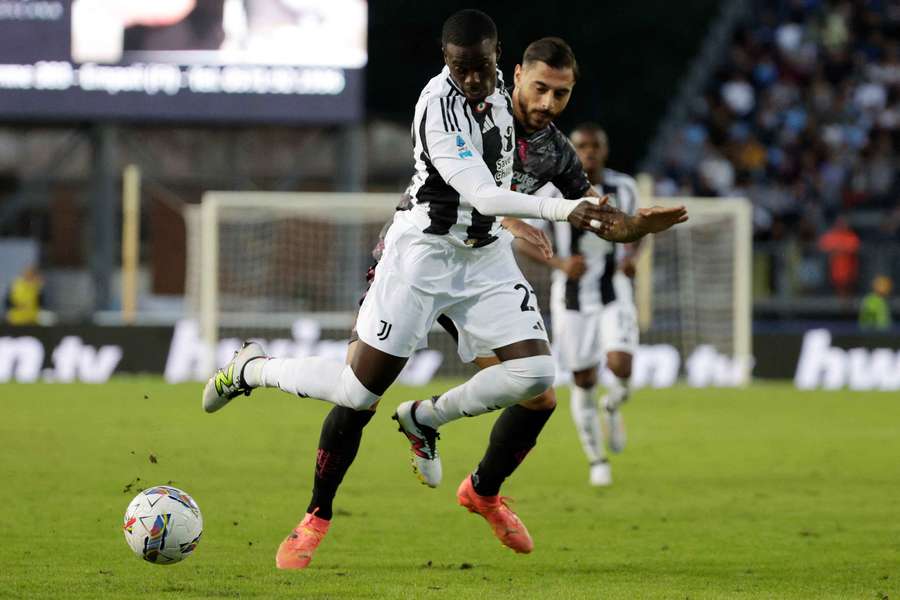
[456,475,534,554]
[275,511,331,569]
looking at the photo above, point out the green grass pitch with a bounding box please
[2,379,898,599]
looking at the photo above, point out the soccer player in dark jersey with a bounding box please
[202,9,687,569]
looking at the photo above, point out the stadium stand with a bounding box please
[653,0,898,303]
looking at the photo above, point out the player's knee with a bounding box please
[573,368,597,389]
[340,366,381,410]
[503,355,557,399]
[607,352,632,379]
[520,387,557,410]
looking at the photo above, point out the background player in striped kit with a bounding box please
[519,123,641,486]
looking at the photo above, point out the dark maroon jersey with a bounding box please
[511,120,592,199]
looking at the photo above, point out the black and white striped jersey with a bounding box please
[402,66,515,248]
[544,168,640,311]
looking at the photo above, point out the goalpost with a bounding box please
[634,175,753,382]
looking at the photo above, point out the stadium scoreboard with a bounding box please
[0,0,366,123]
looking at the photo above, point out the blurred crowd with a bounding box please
[656,0,898,297]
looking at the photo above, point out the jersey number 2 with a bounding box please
[514,284,537,312]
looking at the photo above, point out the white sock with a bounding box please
[604,376,630,411]
[415,355,556,429]
[570,384,606,464]
[244,357,379,410]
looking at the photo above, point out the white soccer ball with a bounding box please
[122,485,203,565]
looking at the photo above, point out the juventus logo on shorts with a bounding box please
[376,320,392,341]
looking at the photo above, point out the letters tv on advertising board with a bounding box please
[0,0,366,123]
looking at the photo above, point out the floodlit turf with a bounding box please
[2,379,898,599]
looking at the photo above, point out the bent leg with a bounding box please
[308,406,375,519]
[463,341,558,497]
[414,339,555,429]
[604,350,633,409]
[303,340,382,521]
[472,353,556,412]
[569,365,606,465]
[244,341,404,411]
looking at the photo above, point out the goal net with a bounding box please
[184,193,402,371]
[634,177,753,384]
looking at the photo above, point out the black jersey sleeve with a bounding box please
[551,134,592,199]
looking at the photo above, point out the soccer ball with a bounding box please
[122,485,203,565]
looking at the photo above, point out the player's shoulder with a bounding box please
[418,68,465,106]
[543,121,570,146]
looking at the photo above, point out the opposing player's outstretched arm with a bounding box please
[580,187,688,243]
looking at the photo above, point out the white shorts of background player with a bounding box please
[356,211,550,360]
[551,295,639,373]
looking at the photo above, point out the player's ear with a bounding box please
[495,40,501,61]
[514,63,522,85]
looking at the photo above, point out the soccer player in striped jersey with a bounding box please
[202,9,687,568]
[518,124,642,486]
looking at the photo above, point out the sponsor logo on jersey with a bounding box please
[513,170,541,193]
[494,154,513,182]
[456,135,473,158]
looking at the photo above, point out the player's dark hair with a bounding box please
[441,9,498,48]
[571,121,607,138]
[522,37,580,81]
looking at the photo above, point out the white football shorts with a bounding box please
[551,300,638,372]
[356,212,549,363]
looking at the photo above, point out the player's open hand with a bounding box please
[503,218,554,260]
[567,196,619,236]
[634,205,689,234]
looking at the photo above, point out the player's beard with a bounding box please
[526,109,554,130]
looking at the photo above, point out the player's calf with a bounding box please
[603,351,632,453]
[393,355,554,488]
[240,357,381,411]
[415,355,556,428]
